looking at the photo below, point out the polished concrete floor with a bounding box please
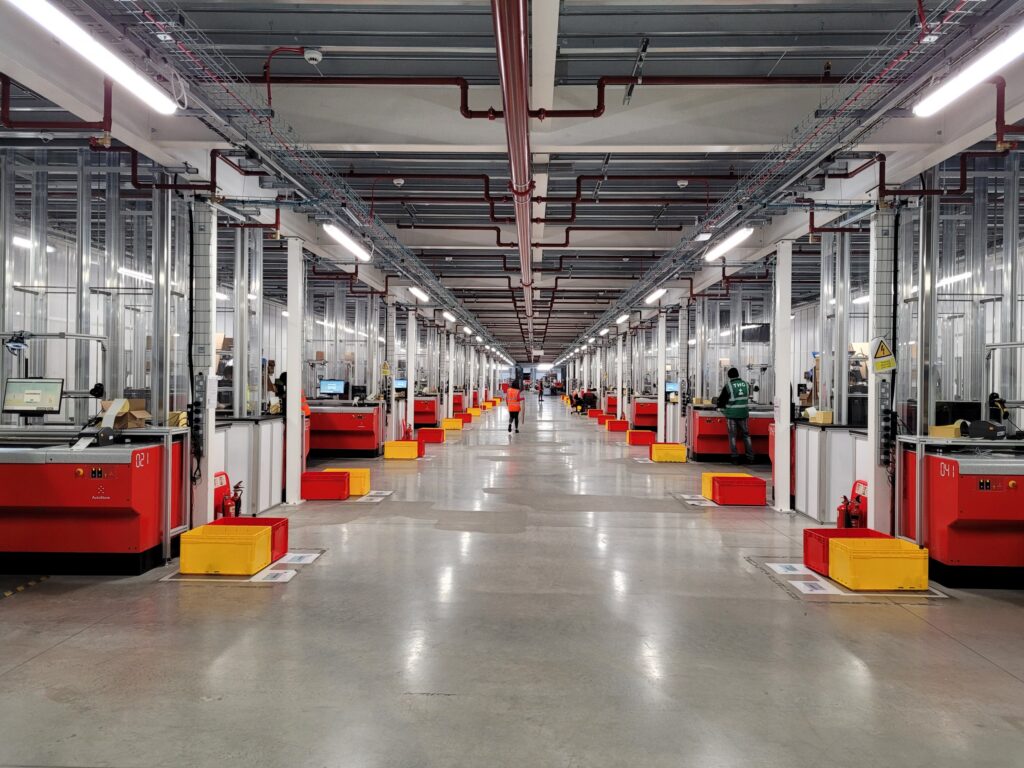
[2,396,1024,768]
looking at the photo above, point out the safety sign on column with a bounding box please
[869,337,896,374]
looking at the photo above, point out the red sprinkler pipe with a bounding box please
[796,198,869,234]
[878,148,1008,198]
[491,0,535,341]
[2,74,112,134]
[988,76,1024,148]
[225,205,281,234]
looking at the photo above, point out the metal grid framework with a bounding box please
[79,0,515,361]
[556,0,1018,362]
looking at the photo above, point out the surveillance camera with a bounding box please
[303,48,323,65]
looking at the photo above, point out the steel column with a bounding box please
[774,241,793,512]
[284,237,304,505]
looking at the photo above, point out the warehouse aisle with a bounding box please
[1,397,1023,768]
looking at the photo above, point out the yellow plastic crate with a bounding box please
[467,407,482,417]
[442,417,464,431]
[325,467,371,496]
[651,443,688,463]
[481,402,493,410]
[180,525,271,576]
[701,472,752,499]
[384,440,419,460]
[828,538,929,591]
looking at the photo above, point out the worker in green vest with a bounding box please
[718,367,755,465]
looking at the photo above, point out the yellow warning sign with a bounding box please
[869,337,896,374]
[381,362,391,377]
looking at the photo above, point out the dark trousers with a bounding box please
[726,417,755,461]
[509,411,520,430]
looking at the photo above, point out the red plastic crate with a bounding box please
[627,430,656,446]
[802,527,891,576]
[587,409,604,419]
[210,517,289,563]
[458,412,473,424]
[417,428,445,444]
[596,414,610,426]
[711,475,767,506]
[606,419,629,433]
[301,471,350,501]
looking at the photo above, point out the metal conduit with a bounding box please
[490,0,534,350]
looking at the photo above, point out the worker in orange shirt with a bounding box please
[507,379,523,434]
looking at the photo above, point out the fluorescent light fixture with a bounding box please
[463,326,472,334]
[704,226,754,262]
[475,335,483,343]
[616,313,629,324]
[13,236,55,253]
[378,335,386,342]
[599,328,610,336]
[741,324,759,330]
[323,223,372,262]
[537,363,554,372]
[247,293,258,301]
[720,330,732,337]
[118,267,153,283]
[215,291,229,301]
[589,336,596,343]
[281,311,289,318]
[442,311,456,323]
[6,0,177,115]
[408,286,430,303]
[694,232,712,242]
[688,338,696,346]
[645,287,667,304]
[852,295,870,305]
[913,23,1024,117]
[937,271,972,289]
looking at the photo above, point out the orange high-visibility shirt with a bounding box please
[507,388,522,412]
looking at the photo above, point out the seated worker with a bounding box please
[582,389,598,410]
[571,389,584,412]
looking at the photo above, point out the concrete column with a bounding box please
[773,241,793,512]
[615,333,624,418]
[694,299,706,400]
[918,169,939,435]
[285,237,304,505]
[406,309,417,435]
[386,300,398,439]
[656,310,667,441]
[867,209,896,532]
[232,229,248,417]
[151,184,171,427]
[834,233,850,423]
[191,202,218,525]
[447,332,456,417]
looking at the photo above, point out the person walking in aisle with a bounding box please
[718,367,756,464]
[507,380,523,433]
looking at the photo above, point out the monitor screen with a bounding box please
[394,378,408,390]
[319,379,346,395]
[3,378,64,414]
[665,382,680,393]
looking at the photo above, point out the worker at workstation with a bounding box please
[718,367,756,465]
[582,388,598,411]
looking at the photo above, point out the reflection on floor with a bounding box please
[1,394,1023,768]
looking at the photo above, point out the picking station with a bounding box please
[1,1,1023,766]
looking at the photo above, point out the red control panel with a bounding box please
[631,400,658,429]
[309,408,383,453]
[0,443,183,555]
[900,451,1024,567]
[414,397,440,427]
[689,410,772,457]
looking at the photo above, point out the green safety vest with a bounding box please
[723,378,750,419]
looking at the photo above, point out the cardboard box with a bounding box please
[809,410,834,425]
[99,399,151,429]
[929,421,965,438]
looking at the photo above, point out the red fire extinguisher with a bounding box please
[213,472,245,518]
[836,479,868,528]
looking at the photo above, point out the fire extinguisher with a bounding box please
[836,480,868,528]
[223,481,244,518]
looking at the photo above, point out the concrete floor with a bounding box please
[1,396,1023,768]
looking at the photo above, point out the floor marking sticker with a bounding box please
[251,569,297,583]
[767,563,815,575]
[633,457,654,463]
[279,552,321,565]
[792,579,845,595]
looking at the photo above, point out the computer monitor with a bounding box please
[3,378,64,415]
[665,382,680,394]
[319,379,346,396]
[394,378,408,391]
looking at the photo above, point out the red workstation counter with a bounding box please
[414,396,440,427]
[452,392,465,414]
[0,440,184,569]
[688,407,773,460]
[309,404,384,455]
[630,398,659,430]
[899,447,1024,568]
[603,394,619,417]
